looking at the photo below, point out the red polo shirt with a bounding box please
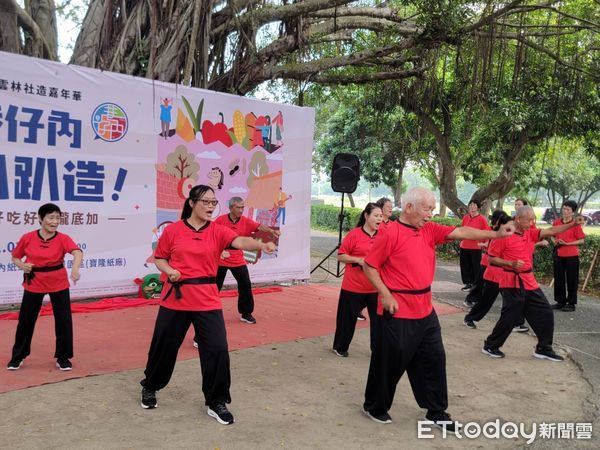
[154,220,238,311]
[379,220,394,233]
[552,219,585,257]
[338,227,377,293]
[365,221,456,319]
[483,239,503,284]
[214,214,260,267]
[12,230,79,293]
[459,214,490,250]
[493,228,542,290]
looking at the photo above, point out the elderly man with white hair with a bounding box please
[483,205,585,361]
[361,187,514,433]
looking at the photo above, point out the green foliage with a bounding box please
[181,97,204,134]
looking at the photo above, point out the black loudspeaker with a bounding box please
[331,153,360,193]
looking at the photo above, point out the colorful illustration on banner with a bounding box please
[159,98,173,139]
[134,273,164,299]
[207,167,224,190]
[154,95,287,265]
[91,103,128,142]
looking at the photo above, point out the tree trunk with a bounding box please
[392,166,404,207]
[0,0,20,53]
[439,202,447,217]
[23,0,57,58]
[495,196,505,210]
[347,193,356,208]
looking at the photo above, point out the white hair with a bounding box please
[402,187,435,208]
[515,205,534,218]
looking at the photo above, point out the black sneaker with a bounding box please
[482,346,505,358]
[332,349,349,357]
[534,348,564,362]
[464,319,476,329]
[240,313,257,324]
[552,303,565,310]
[461,284,472,291]
[513,324,529,333]
[193,338,199,348]
[425,410,459,434]
[207,403,234,425]
[6,359,23,370]
[56,359,72,371]
[357,312,366,321]
[141,387,158,409]
[562,304,575,312]
[363,408,392,424]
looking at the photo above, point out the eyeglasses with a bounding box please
[199,199,219,207]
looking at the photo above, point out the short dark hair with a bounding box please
[490,210,510,230]
[515,198,529,205]
[562,200,577,212]
[375,197,392,208]
[468,199,481,209]
[38,203,61,220]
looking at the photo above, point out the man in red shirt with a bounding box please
[551,200,586,312]
[459,200,490,291]
[214,196,280,324]
[483,206,586,361]
[361,187,513,433]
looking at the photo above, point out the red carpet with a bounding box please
[0,284,460,393]
[0,287,283,320]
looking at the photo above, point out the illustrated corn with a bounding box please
[233,110,246,143]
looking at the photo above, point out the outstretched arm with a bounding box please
[232,236,276,254]
[448,224,513,241]
[540,216,585,238]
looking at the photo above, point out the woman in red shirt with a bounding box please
[7,203,83,371]
[463,211,512,329]
[332,203,383,357]
[140,185,276,425]
[551,200,586,312]
[459,200,490,290]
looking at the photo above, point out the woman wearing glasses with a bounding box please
[139,185,276,425]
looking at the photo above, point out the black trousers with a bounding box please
[217,265,254,314]
[553,256,580,306]
[142,307,231,407]
[465,280,500,322]
[332,289,378,353]
[364,310,447,416]
[11,289,73,362]
[485,288,554,351]
[465,264,486,303]
[459,249,482,285]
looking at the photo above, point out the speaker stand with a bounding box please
[311,192,346,277]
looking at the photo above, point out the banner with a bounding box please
[0,51,314,304]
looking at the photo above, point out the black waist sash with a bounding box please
[162,276,217,300]
[503,268,533,295]
[389,286,431,295]
[24,263,64,285]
